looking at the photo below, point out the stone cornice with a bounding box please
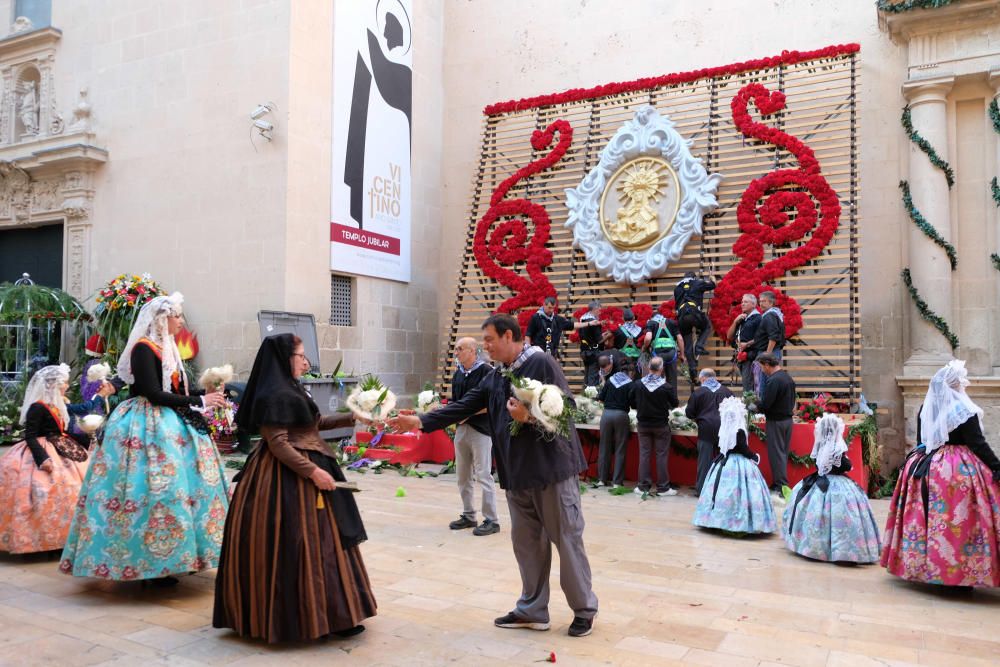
[0,131,107,171]
[880,0,1000,41]
[0,26,61,59]
[897,375,1000,397]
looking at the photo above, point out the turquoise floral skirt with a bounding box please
[60,397,229,580]
[693,454,776,534]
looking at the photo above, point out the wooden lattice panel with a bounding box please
[442,48,860,404]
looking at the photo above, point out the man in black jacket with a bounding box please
[577,300,605,386]
[757,352,796,502]
[628,356,679,496]
[447,337,499,536]
[725,293,761,394]
[596,355,633,488]
[388,314,598,637]
[525,296,578,361]
[685,368,734,494]
[750,291,784,397]
[674,271,719,374]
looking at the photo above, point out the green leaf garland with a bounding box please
[990,98,1000,135]
[902,106,955,189]
[898,181,957,270]
[992,176,1000,208]
[991,253,1000,272]
[901,268,959,350]
[876,0,954,13]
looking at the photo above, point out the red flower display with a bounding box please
[658,300,677,321]
[567,305,624,344]
[517,309,534,335]
[710,83,840,341]
[631,303,653,329]
[473,119,574,314]
[484,44,859,116]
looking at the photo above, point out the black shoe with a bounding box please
[568,616,594,637]
[494,611,550,631]
[449,516,477,530]
[331,624,365,638]
[473,519,500,536]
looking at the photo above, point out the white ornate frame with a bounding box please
[565,104,722,284]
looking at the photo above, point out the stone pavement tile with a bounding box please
[171,637,267,665]
[0,614,50,648]
[122,626,203,652]
[79,614,156,638]
[715,631,830,667]
[625,618,726,652]
[138,608,212,632]
[826,651,921,667]
[2,591,64,612]
[681,648,761,667]
[3,633,120,666]
[613,635,689,660]
[389,593,456,611]
[916,649,1000,667]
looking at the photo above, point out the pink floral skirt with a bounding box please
[881,445,1000,587]
[0,438,89,553]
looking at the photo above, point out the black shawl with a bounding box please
[236,334,317,434]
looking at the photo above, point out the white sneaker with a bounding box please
[633,487,646,496]
[612,484,623,489]
[591,481,605,488]
[660,488,679,497]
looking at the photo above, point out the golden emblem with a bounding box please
[599,156,680,250]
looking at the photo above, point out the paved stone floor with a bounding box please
[1,465,999,666]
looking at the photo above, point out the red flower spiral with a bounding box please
[711,83,841,341]
[473,120,574,314]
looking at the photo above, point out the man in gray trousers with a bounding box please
[757,352,796,505]
[390,313,598,637]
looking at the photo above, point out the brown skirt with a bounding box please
[213,446,376,643]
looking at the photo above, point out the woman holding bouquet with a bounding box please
[0,364,113,554]
[214,334,376,643]
[881,360,1000,588]
[60,293,230,585]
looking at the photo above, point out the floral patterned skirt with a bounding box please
[782,474,881,563]
[59,397,229,580]
[692,454,776,534]
[881,445,1000,587]
[0,437,89,554]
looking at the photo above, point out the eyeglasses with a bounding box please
[292,353,309,360]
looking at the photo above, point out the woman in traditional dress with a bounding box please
[213,334,376,643]
[0,364,112,554]
[692,396,776,534]
[881,360,1000,588]
[782,413,880,563]
[60,293,229,586]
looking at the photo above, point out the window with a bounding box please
[330,274,353,326]
[13,0,51,28]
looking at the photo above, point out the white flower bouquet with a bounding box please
[78,414,105,435]
[669,406,697,432]
[199,364,234,392]
[572,394,603,425]
[345,373,397,422]
[583,385,599,399]
[415,385,441,414]
[505,371,572,439]
[86,362,112,383]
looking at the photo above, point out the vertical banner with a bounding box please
[331,0,412,282]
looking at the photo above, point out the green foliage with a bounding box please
[848,413,881,480]
[992,253,1000,273]
[901,268,959,350]
[876,0,955,12]
[990,98,1000,135]
[608,485,630,496]
[901,106,954,188]
[992,177,1000,209]
[898,181,956,270]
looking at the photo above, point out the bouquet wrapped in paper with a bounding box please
[669,406,697,432]
[583,385,599,400]
[346,374,397,422]
[572,394,602,425]
[506,371,572,439]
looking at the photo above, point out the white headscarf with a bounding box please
[811,413,848,476]
[718,396,748,455]
[117,292,187,393]
[20,363,70,427]
[919,359,982,454]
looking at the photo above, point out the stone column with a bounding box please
[990,70,1000,373]
[901,75,954,376]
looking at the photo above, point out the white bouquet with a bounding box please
[583,385,599,399]
[669,406,697,432]
[628,409,638,431]
[346,374,397,422]
[199,364,234,392]
[415,387,441,414]
[86,362,112,383]
[78,414,105,435]
[505,371,572,439]
[572,394,603,424]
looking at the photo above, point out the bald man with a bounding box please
[448,337,500,535]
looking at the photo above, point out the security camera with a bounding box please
[250,104,272,120]
[253,119,273,132]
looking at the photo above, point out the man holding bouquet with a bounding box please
[389,314,598,638]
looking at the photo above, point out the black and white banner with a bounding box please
[331,0,412,282]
